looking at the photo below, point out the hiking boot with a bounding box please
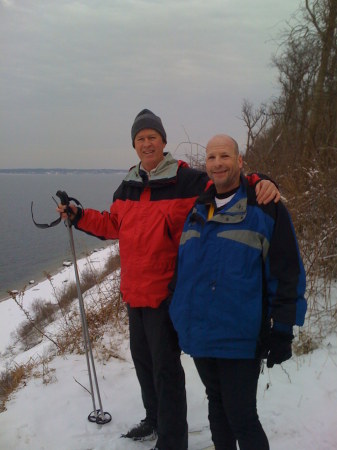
[121,419,157,441]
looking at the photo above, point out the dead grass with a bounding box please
[11,251,124,353]
[0,361,34,413]
[293,329,320,356]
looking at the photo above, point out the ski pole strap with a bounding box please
[56,190,82,211]
[31,190,83,229]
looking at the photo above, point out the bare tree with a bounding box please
[240,0,337,310]
[251,0,337,160]
[305,0,337,149]
[241,100,269,158]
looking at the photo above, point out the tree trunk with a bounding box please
[307,0,337,150]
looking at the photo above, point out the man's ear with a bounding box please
[238,154,243,169]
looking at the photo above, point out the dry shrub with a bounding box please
[81,269,99,291]
[16,321,43,350]
[285,162,337,303]
[102,253,121,277]
[174,139,206,171]
[293,329,320,356]
[0,354,58,412]
[53,251,126,354]
[57,282,79,311]
[31,298,57,324]
[14,297,59,351]
[33,355,57,385]
[245,146,337,350]
[0,361,34,412]
[50,253,126,355]
[56,273,127,355]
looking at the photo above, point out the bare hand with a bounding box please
[56,204,78,221]
[255,180,281,205]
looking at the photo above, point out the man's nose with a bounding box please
[143,138,151,147]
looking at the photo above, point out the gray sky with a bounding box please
[0,0,300,169]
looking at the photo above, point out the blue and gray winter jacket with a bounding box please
[169,176,307,359]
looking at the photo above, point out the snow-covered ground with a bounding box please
[0,245,337,450]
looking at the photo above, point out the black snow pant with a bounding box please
[193,357,269,450]
[128,301,188,450]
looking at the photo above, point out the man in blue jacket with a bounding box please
[169,134,307,450]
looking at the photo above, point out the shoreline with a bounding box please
[0,171,127,303]
[0,242,113,303]
[0,263,68,303]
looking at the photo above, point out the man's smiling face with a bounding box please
[206,134,242,194]
[134,128,166,172]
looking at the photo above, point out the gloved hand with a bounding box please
[266,331,294,368]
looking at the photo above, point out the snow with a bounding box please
[1,245,337,450]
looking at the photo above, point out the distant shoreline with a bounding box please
[0,244,112,304]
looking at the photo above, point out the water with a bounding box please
[0,172,126,299]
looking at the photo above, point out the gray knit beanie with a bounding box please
[131,109,167,147]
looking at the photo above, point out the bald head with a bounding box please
[206,134,239,156]
[205,134,242,194]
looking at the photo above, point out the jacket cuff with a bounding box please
[72,207,83,227]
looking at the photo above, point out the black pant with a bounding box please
[128,302,188,450]
[194,358,269,450]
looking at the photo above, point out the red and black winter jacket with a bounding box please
[75,152,265,308]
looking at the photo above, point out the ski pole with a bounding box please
[31,191,111,425]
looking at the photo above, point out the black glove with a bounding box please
[266,331,294,368]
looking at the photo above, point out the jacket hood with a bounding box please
[124,152,189,184]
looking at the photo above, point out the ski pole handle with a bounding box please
[56,190,69,206]
[56,190,74,217]
[56,190,84,223]
[56,190,73,223]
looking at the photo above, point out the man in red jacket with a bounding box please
[58,109,279,450]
